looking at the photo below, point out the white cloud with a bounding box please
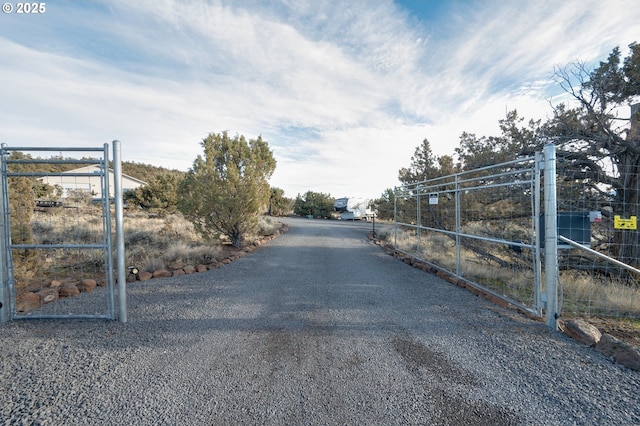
[0,0,638,200]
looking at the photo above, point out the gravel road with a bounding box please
[1,217,639,425]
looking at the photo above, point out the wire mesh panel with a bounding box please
[395,156,542,315]
[1,145,116,320]
[555,151,640,319]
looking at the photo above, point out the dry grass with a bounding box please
[387,226,640,318]
[122,212,217,271]
[256,215,279,237]
[15,208,279,292]
[559,270,640,317]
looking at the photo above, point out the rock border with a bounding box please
[370,233,640,371]
[131,224,287,282]
[17,223,289,313]
[559,319,640,371]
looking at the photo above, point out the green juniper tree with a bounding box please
[178,131,276,247]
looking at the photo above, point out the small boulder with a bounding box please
[137,271,153,281]
[596,333,640,371]
[183,265,196,274]
[173,269,186,276]
[59,284,80,298]
[25,292,41,302]
[77,279,97,293]
[596,333,621,357]
[611,346,640,371]
[36,288,59,304]
[196,264,208,273]
[152,269,172,278]
[17,292,41,311]
[49,280,63,288]
[562,319,602,347]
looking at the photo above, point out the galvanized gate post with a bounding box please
[416,188,422,258]
[113,140,127,323]
[454,174,461,276]
[543,144,559,330]
[0,144,9,322]
[393,187,397,249]
[533,151,543,317]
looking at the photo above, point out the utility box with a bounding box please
[540,212,591,248]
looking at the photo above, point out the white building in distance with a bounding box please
[38,164,147,199]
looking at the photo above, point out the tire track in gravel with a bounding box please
[248,217,523,425]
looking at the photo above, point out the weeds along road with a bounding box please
[1,217,639,425]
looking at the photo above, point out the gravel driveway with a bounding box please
[1,217,639,425]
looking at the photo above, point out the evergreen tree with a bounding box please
[293,191,335,218]
[269,187,293,216]
[178,132,276,247]
[542,43,640,266]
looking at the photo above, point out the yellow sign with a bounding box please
[614,215,637,230]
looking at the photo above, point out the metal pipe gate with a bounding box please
[0,141,126,322]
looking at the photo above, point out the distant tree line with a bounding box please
[293,191,335,219]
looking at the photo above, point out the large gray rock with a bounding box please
[561,319,602,347]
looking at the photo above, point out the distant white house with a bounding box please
[38,164,147,199]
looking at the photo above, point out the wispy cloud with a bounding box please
[0,0,638,198]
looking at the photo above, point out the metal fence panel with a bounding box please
[395,143,640,324]
[395,155,543,317]
[0,144,122,321]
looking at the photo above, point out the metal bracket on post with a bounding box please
[543,144,558,330]
[113,140,127,323]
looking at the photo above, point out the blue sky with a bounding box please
[1,0,638,199]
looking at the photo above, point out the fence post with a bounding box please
[393,187,397,250]
[417,188,422,258]
[455,174,461,276]
[0,144,9,322]
[113,140,127,323]
[543,144,558,330]
[534,152,543,317]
